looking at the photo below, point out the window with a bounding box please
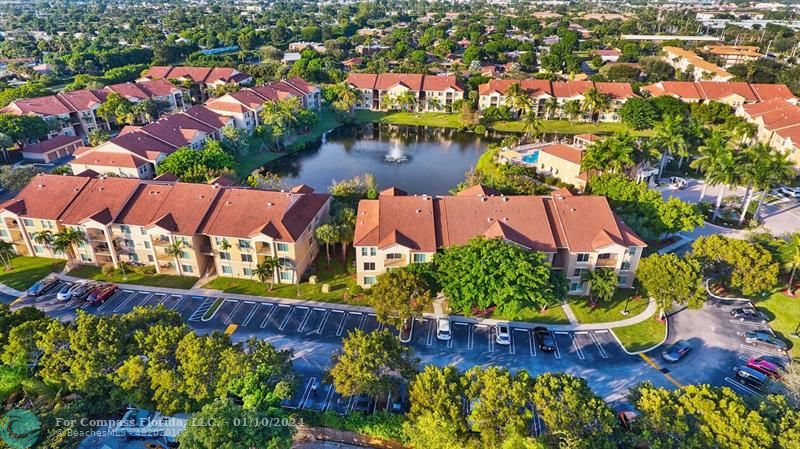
[569,282,583,292]
[243,267,253,276]
[180,250,191,260]
[120,225,131,234]
[22,219,34,227]
[598,253,612,260]
[620,261,631,271]
[0,230,8,237]
[182,264,194,274]
[361,247,368,256]
[364,276,376,285]
[618,275,628,286]
[280,271,292,281]
[626,247,637,257]
[129,253,139,262]
[123,239,134,248]
[219,252,231,261]
[238,239,251,249]
[144,241,151,249]
[279,257,291,267]
[221,265,233,274]
[573,268,588,278]
[576,253,590,263]
[363,262,375,271]
[147,255,154,263]
[386,253,402,260]
[80,254,92,262]
[241,254,253,263]
[369,247,376,256]
[40,220,53,229]
[276,242,289,252]
[34,245,44,254]
[413,253,427,263]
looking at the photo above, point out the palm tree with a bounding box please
[253,257,281,291]
[691,131,729,203]
[752,149,795,220]
[332,83,359,116]
[522,113,542,142]
[52,228,85,265]
[563,100,582,123]
[379,94,396,111]
[164,241,185,276]
[544,97,559,119]
[580,87,610,122]
[0,240,14,270]
[32,230,54,256]
[426,97,442,112]
[504,82,532,117]
[0,132,13,163]
[653,114,690,175]
[396,91,417,111]
[779,233,800,294]
[581,268,617,307]
[315,223,340,263]
[337,223,355,264]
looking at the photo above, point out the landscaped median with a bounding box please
[0,256,65,291]
[754,292,800,355]
[611,318,668,354]
[68,264,199,290]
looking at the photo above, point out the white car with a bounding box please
[495,324,511,345]
[669,177,688,189]
[56,281,84,301]
[436,318,452,341]
[776,186,800,199]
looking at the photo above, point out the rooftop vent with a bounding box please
[487,217,493,222]
[571,208,576,212]
[267,202,274,206]
[503,197,509,202]
[226,201,233,206]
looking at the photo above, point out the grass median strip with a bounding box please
[612,318,667,353]
[68,265,198,289]
[203,297,224,321]
[568,290,648,324]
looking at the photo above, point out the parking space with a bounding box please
[302,379,335,412]
[213,299,240,325]
[319,309,345,338]
[472,324,493,354]
[301,308,330,336]
[281,375,317,410]
[111,290,148,314]
[409,318,433,347]
[227,301,258,326]
[264,304,292,330]
[159,294,185,312]
[282,306,310,332]
[339,311,364,337]
[554,332,580,360]
[139,292,167,308]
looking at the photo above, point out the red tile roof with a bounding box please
[422,75,463,92]
[696,81,757,102]
[1,95,72,116]
[347,73,462,92]
[21,135,81,154]
[71,151,150,169]
[117,182,221,234]
[0,174,90,219]
[56,89,104,111]
[59,177,141,225]
[539,143,584,165]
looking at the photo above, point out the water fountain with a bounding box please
[384,140,409,162]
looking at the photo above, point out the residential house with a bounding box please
[642,81,797,107]
[20,135,82,163]
[138,66,252,102]
[353,186,645,293]
[736,98,800,172]
[0,174,331,283]
[662,46,733,81]
[701,45,762,68]
[347,73,463,111]
[69,105,233,179]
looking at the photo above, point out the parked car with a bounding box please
[754,355,789,371]
[533,326,556,352]
[55,282,78,301]
[436,317,452,341]
[730,307,769,324]
[776,186,800,198]
[747,357,783,380]
[26,277,58,296]
[495,324,511,345]
[661,340,692,362]
[669,177,688,189]
[86,283,118,305]
[744,330,788,353]
[69,282,96,301]
[734,365,770,392]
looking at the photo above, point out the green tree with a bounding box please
[156,141,235,182]
[224,337,294,410]
[165,240,186,276]
[563,100,582,123]
[691,131,733,204]
[367,267,434,328]
[32,230,55,254]
[253,257,281,290]
[178,399,293,449]
[653,114,690,173]
[87,129,110,146]
[0,165,40,192]
[580,87,610,122]
[435,238,560,318]
[504,82,532,116]
[463,366,533,449]
[95,92,136,125]
[532,373,617,449]
[636,253,705,318]
[521,113,542,142]
[618,97,657,130]
[777,232,800,292]
[404,365,470,449]
[691,235,779,296]
[315,223,340,263]
[0,114,49,144]
[581,268,617,307]
[328,329,417,397]
[52,228,86,264]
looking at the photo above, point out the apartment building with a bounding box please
[736,98,800,172]
[138,66,253,101]
[642,81,797,107]
[347,73,464,112]
[20,135,82,163]
[702,45,762,68]
[500,143,588,189]
[477,79,636,122]
[69,105,233,179]
[353,187,645,294]
[662,46,733,81]
[0,174,331,283]
[1,80,187,140]
[205,78,322,132]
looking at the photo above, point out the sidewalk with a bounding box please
[57,274,658,331]
[0,283,25,298]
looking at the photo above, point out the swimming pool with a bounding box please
[522,151,539,164]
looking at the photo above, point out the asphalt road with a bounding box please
[14,279,786,413]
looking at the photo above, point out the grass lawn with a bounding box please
[68,265,199,289]
[0,256,65,291]
[492,303,571,325]
[234,108,342,178]
[612,318,667,353]
[493,119,654,137]
[203,253,363,305]
[568,289,650,324]
[754,292,800,354]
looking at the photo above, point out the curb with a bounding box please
[704,278,752,303]
[609,315,669,356]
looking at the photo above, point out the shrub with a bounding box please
[349,284,364,296]
[101,263,115,277]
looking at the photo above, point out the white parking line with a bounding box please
[724,377,762,397]
[338,311,361,336]
[259,303,277,328]
[358,313,367,330]
[137,293,154,307]
[740,343,788,358]
[295,306,311,331]
[426,319,434,346]
[223,299,241,325]
[113,292,138,313]
[278,305,296,330]
[322,383,336,411]
[241,302,258,327]
[169,295,184,311]
[529,330,536,357]
[298,377,317,409]
[569,333,585,360]
[552,332,563,359]
[488,326,495,353]
[589,331,609,359]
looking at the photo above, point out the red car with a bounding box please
[86,284,118,305]
[747,357,783,380]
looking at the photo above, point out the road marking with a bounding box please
[315,309,330,334]
[112,291,137,313]
[529,330,536,357]
[137,293,154,306]
[278,306,295,330]
[295,306,311,332]
[338,311,362,337]
[569,333,585,360]
[739,343,789,358]
[358,313,367,330]
[322,383,336,411]
[488,326,495,353]
[223,299,241,325]
[639,353,683,388]
[10,297,24,306]
[259,303,277,328]
[589,331,609,359]
[724,377,762,397]
[298,377,317,409]
[241,302,258,327]
[169,295,184,311]
[426,319,434,346]
[224,324,238,336]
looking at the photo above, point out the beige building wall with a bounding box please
[535,152,586,189]
[355,244,435,286]
[559,244,643,295]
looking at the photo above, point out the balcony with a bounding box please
[156,251,174,262]
[91,242,112,255]
[86,229,106,242]
[384,255,407,268]
[152,236,171,247]
[595,256,618,268]
[256,243,272,255]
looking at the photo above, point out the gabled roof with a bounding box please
[539,143,584,165]
[21,135,81,154]
[0,174,90,219]
[59,177,141,225]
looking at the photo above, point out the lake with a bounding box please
[262,124,495,195]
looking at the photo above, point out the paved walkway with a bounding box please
[561,302,579,325]
[56,274,659,331]
[0,283,25,298]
